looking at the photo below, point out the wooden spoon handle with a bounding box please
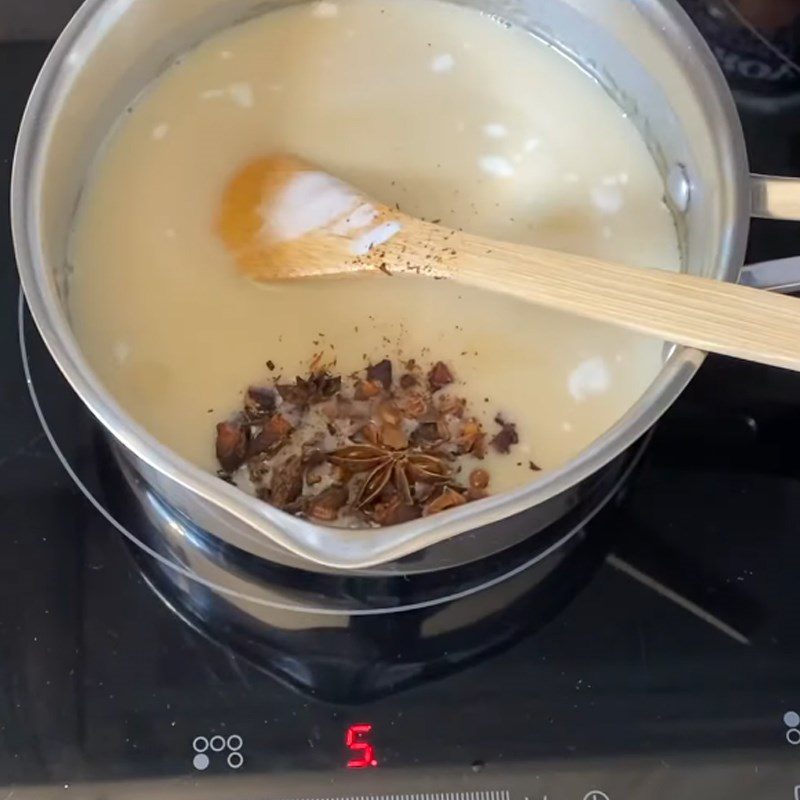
[222,149,800,372]
[392,223,800,372]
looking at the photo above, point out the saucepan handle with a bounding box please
[740,173,800,294]
[750,173,800,221]
[739,257,800,294]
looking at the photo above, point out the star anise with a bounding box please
[328,443,450,509]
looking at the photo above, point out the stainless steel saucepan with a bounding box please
[12,0,800,572]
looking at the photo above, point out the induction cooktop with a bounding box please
[3,4,800,798]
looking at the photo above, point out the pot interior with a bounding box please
[15,0,749,569]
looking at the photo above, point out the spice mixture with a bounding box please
[214,359,523,527]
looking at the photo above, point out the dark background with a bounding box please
[1,0,83,40]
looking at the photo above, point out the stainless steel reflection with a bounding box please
[112,434,645,575]
[740,258,800,293]
[12,0,800,570]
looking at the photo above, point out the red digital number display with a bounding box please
[345,723,378,769]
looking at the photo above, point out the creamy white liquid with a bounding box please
[69,0,679,495]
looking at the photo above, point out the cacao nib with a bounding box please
[410,422,440,446]
[355,380,383,400]
[437,394,465,417]
[490,415,519,454]
[270,456,303,509]
[213,357,521,527]
[215,421,248,473]
[278,373,341,407]
[310,372,342,402]
[249,414,292,457]
[372,498,422,526]
[245,386,277,418]
[308,486,349,522]
[367,359,393,389]
[301,439,327,469]
[423,486,468,516]
[380,424,408,450]
[428,361,454,391]
[401,392,428,418]
[377,400,402,426]
[277,381,308,407]
[352,422,381,445]
[456,418,486,456]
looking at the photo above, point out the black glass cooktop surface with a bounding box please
[3,8,800,798]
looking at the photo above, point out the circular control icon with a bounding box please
[191,733,246,771]
[785,710,800,746]
[192,753,210,771]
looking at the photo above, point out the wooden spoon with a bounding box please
[218,154,800,372]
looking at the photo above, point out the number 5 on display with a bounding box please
[346,724,378,769]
